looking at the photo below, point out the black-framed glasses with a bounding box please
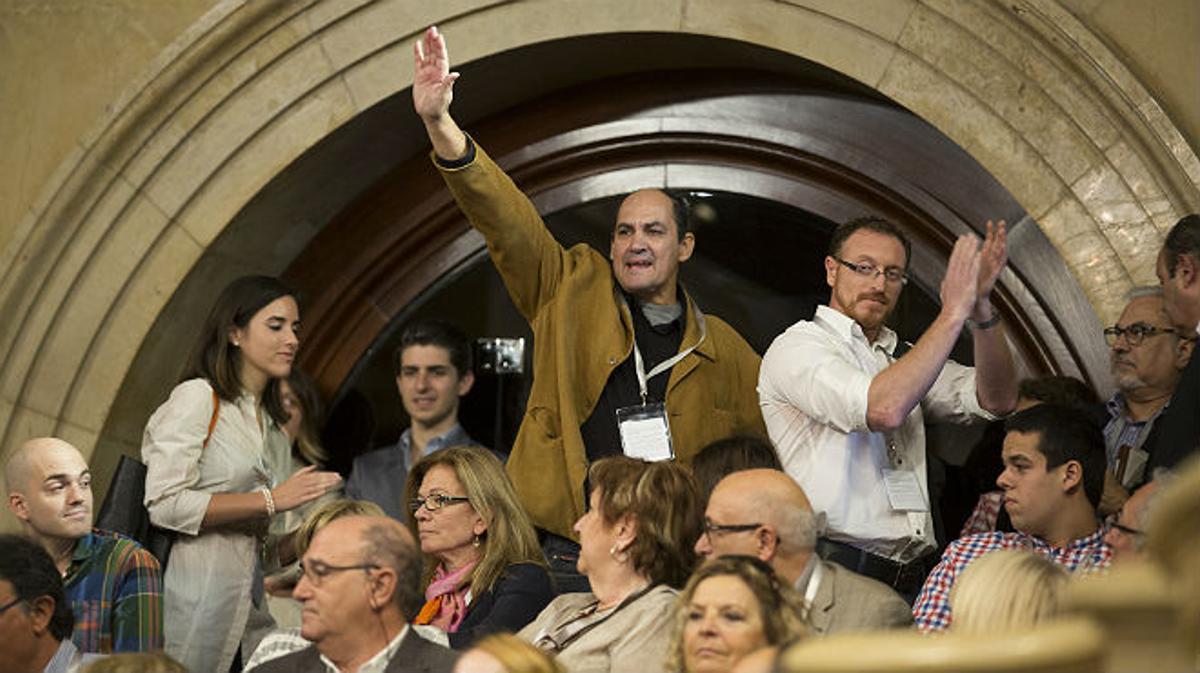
[1103,322,1176,347]
[408,493,471,513]
[297,560,379,587]
[1104,513,1144,538]
[0,596,24,615]
[834,257,908,285]
[702,518,762,537]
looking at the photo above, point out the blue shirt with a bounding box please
[344,424,483,520]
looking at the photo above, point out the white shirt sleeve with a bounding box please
[922,359,996,424]
[142,378,216,535]
[760,327,874,434]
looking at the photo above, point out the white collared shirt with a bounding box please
[759,305,993,561]
[318,626,410,673]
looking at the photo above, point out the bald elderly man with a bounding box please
[254,515,457,673]
[5,437,163,653]
[695,469,911,634]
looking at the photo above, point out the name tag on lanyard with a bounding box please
[616,315,705,462]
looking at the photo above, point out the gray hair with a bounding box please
[361,522,424,618]
[774,507,823,555]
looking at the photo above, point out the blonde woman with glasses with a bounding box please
[406,446,553,649]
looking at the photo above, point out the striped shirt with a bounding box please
[912,528,1111,632]
[64,529,164,653]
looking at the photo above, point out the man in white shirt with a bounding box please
[252,515,457,673]
[695,469,912,634]
[758,216,1018,598]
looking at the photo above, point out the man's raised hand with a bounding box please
[413,25,459,123]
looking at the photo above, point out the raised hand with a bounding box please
[271,464,341,512]
[413,25,459,123]
[974,220,1008,317]
[940,234,981,323]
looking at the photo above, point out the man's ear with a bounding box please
[1177,253,1198,290]
[756,525,780,563]
[456,370,475,397]
[676,232,696,264]
[368,568,397,612]
[8,492,29,522]
[1175,337,1194,370]
[1061,460,1083,495]
[824,256,838,289]
[27,595,54,636]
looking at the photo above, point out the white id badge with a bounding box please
[882,469,928,512]
[616,402,674,461]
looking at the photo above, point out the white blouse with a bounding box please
[143,378,291,673]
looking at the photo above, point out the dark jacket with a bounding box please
[449,562,554,649]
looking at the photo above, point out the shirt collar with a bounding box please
[398,424,471,459]
[1020,526,1108,552]
[43,638,80,673]
[793,554,819,594]
[814,305,899,354]
[319,625,410,673]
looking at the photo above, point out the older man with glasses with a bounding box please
[759,216,1018,601]
[1098,287,1193,512]
[251,515,457,673]
[695,469,912,634]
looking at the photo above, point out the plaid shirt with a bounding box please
[64,528,164,653]
[912,528,1111,632]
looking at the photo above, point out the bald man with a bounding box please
[255,515,457,673]
[696,469,911,634]
[1104,480,1160,564]
[5,437,162,653]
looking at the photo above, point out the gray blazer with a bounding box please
[251,631,458,673]
[808,560,913,635]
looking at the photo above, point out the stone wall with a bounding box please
[0,0,1196,532]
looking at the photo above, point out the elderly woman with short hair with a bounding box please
[520,456,704,673]
[406,446,553,649]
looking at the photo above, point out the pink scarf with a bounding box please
[414,560,477,632]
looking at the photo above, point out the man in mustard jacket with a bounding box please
[412,27,766,590]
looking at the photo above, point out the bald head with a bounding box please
[715,468,813,519]
[6,437,93,542]
[5,438,84,494]
[699,469,820,582]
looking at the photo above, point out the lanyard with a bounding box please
[631,309,707,405]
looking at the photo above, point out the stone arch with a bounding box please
[0,0,1196,504]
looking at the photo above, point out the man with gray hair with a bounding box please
[1100,287,1192,505]
[695,468,911,634]
[253,515,457,673]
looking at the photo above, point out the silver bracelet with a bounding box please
[259,486,276,518]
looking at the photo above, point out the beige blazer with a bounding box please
[519,585,677,673]
[807,560,913,635]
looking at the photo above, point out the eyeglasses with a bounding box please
[0,596,24,615]
[834,258,908,285]
[297,560,378,587]
[1103,322,1176,347]
[1104,513,1144,538]
[702,518,762,537]
[408,493,471,513]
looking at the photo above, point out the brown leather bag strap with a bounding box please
[203,389,220,448]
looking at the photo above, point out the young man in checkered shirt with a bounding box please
[913,404,1112,632]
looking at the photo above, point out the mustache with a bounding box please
[857,291,889,304]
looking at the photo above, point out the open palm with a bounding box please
[413,26,459,121]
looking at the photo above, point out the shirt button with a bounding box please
[608,357,616,365]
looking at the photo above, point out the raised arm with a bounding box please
[413,26,468,161]
[866,234,981,431]
[967,220,1018,415]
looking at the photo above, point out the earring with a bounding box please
[473,534,481,548]
[609,544,628,563]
